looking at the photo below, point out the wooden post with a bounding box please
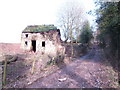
[31,55,36,74]
[71,36,74,58]
[3,57,7,85]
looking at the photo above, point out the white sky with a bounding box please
[0,0,96,43]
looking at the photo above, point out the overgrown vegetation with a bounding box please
[95,2,120,70]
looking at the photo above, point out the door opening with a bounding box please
[32,40,36,52]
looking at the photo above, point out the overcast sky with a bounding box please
[0,0,96,43]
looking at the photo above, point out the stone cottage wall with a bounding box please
[21,30,63,57]
[21,33,32,51]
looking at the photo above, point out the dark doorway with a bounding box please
[32,40,36,52]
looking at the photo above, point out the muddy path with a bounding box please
[26,45,118,88]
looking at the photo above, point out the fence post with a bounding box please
[31,55,36,74]
[3,57,7,86]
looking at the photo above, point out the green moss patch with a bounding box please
[22,24,57,33]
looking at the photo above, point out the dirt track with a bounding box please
[26,45,118,88]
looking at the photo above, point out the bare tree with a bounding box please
[57,1,85,42]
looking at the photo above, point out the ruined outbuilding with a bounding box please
[21,25,64,57]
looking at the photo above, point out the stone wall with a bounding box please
[21,30,64,57]
[63,43,87,57]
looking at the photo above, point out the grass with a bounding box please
[23,25,57,33]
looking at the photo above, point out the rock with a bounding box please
[28,82,32,85]
[58,78,67,82]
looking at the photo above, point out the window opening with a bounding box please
[42,41,45,47]
[25,34,28,38]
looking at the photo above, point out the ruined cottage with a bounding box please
[21,25,64,56]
